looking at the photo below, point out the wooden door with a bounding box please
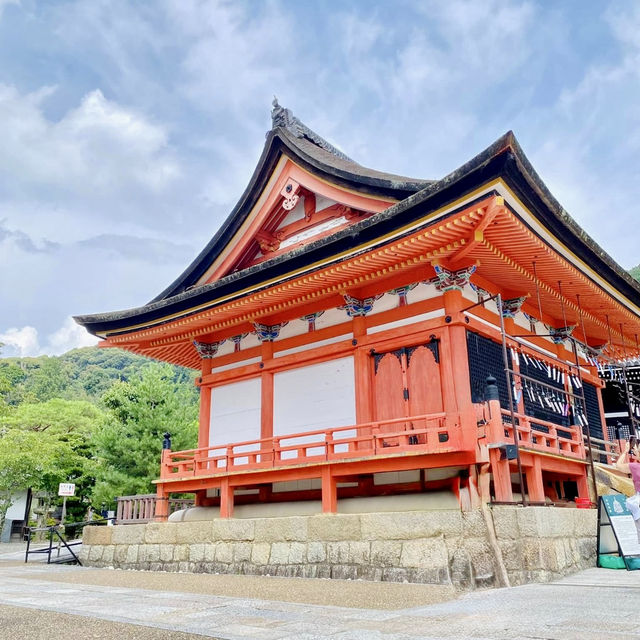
[371,340,442,444]
[406,342,443,415]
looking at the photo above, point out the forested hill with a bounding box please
[0,346,195,407]
[0,346,199,523]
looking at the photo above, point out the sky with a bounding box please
[0,0,639,357]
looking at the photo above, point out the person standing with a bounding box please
[615,437,640,543]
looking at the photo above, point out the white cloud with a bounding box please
[526,4,640,268]
[0,326,40,357]
[166,0,294,118]
[0,86,179,198]
[0,317,98,358]
[47,316,99,354]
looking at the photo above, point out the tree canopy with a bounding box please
[0,346,199,525]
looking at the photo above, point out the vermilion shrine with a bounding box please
[76,101,640,521]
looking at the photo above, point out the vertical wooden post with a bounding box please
[198,360,213,450]
[321,466,337,513]
[525,456,545,503]
[354,347,372,447]
[219,478,234,519]
[576,473,590,501]
[442,289,475,446]
[155,483,169,522]
[261,372,274,440]
[486,378,513,502]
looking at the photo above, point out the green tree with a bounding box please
[0,399,104,523]
[630,265,640,282]
[91,364,198,507]
[0,429,58,534]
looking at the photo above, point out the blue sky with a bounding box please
[0,0,639,357]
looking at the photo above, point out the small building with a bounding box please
[1,489,31,543]
[75,102,640,520]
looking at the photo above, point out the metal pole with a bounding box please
[570,339,598,502]
[497,293,527,506]
[47,528,53,565]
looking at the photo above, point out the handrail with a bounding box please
[499,408,585,458]
[162,412,454,478]
[24,523,95,565]
[115,495,194,524]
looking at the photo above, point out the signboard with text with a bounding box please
[598,494,640,570]
[58,483,76,497]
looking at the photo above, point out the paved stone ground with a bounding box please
[0,544,638,639]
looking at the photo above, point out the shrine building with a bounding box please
[75,101,640,521]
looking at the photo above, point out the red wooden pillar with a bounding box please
[155,483,169,522]
[261,341,275,465]
[576,472,590,500]
[197,360,213,449]
[487,396,513,502]
[321,466,337,513]
[219,478,234,518]
[525,455,545,503]
[442,289,475,446]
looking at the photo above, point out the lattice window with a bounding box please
[583,381,604,440]
[466,331,511,409]
[519,356,569,432]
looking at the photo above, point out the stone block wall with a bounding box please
[80,506,596,589]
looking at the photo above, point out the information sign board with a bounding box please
[598,494,640,570]
[58,483,76,497]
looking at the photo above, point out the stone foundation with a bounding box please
[81,506,596,589]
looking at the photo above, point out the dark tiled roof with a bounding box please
[74,127,640,336]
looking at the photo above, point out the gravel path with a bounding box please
[0,550,638,639]
[21,566,456,610]
[0,604,206,640]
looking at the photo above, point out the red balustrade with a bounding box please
[500,409,585,458]
[161,413,454,479]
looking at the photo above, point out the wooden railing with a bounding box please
[500,409,585,458]
[115,494,194,524]
[161,412,456,479]
[584,435,621,466]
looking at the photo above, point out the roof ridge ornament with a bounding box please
[270,97,356,164]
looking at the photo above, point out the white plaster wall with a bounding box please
[210,378,262,447]
[211,357,261,374]
[274,333,352,358]
[5,491,28,520]
[369,292,398,315]
[315,307,349,330]
[368,309,444,335]
[412,282,440,301]
[273,357,356,457]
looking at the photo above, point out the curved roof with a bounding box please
[150,102,431,303]
[74,124,640,339]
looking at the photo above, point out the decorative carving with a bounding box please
[499,296,528,318]
[340,293,382,318]
[271,97,355,162]
[406,340,440,366]
[303,191,316,221]
[429,264,477,292]
[389,283,418,307]
[576,341,607,364]
[300,311,324,332]
[253,322,288,342]
[470,282,491,302]
[372,349,403,375]
[255,231,281,254]
[193,340,223,359]
[229,333,248,353]
[280,179,300,211]
[545,324,576,344]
